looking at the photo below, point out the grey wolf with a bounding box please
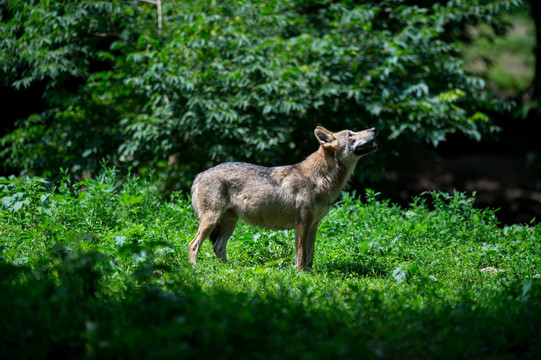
[189,126,378,270]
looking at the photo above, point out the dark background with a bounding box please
[375,113,541,224]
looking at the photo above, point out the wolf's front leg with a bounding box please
[294,220,312,271]
[304,222,320,270]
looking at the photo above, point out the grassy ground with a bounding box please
[1,169,540,359]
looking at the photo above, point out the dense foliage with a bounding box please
[0,0,518,190]
[1,170,540,358]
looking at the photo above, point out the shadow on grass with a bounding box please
[2,254,541,360]
[320,259,388,278]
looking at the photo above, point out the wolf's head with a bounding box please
[314,126,378,165]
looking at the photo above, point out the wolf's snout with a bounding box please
[353,127,378,156]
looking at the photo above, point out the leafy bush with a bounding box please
[1,169,540,358]
[459,5,535,99]
[0,0,519,190]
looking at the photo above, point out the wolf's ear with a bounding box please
[314,126,336,148]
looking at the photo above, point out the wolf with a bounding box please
[189,126,377,270]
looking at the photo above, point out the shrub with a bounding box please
[0,0,518,190]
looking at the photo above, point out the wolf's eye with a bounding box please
[348,132,354,138]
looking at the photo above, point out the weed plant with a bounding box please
[1,169,540,359]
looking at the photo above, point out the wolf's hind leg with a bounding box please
[212,211,238,263]
[189,215,219,265]
[209,224,221,244]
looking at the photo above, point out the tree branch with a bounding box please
[139,0,162,31]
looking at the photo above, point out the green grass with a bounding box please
[1,169,540,359]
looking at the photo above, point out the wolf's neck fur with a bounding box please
[297,146,357,201]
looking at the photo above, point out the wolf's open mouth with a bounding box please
[354,143,378,156]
